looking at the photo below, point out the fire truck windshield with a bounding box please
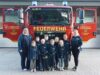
[29,8,71,25]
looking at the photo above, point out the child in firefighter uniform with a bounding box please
[63,34,70,70]
[35,36,41,71]
[40,39,49,71]
[54,37,60,69]
[48,39,56,71]
[57,40,65,71]
[44,34,49,45]
[29,40,37,72]
[71,29,83,71]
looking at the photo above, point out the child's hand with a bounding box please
[19,50,23,53]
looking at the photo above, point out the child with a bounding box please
[36,36,41,46]
[44,34,49,44]
[40,39,49,71]
[57,40,65,71]
[29,40,37,72]
[63,34,70,70]
[35,36,41,70]
[48,39,56,71]
[71,29,82,71]
[54,37,60,69]
[44,34,49,49]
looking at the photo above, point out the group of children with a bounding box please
[29,34,71,72]
[18,28,83,72]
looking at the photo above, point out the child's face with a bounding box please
[55,37,59,42]
[59,40,64,47]
[63,34,68,40]
[41,39,45,44]
[32,41,36,47]
[36,37,40,42]
[44,35,49,41]
[50,39,55,45]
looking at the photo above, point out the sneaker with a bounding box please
[34,69,36,72]
[40,69,43,71]
[72,66,77,71]
[61,68,64,71]
[60,68,64,71]
[64,67,68,70]
[48,67,51,71]
[23,68,27,71]
[31,69,34,72]
[52,68,55,71]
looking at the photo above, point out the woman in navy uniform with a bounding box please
[48,39,56,71]
[18,27,32,71]
[40,39,49,71]
[63,34,70,70]
[71,29,83,71]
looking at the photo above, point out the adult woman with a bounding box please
[18,27,32,71]
[71,29,83,71]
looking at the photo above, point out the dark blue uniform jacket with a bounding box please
[64,40,70,55]
[18,34,32,54]
[29,46,37,60]
[48,44,56,57]
[40,44,48,58]
[71,36,82,49]
[58,46,65,58]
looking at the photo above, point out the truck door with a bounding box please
[0,8,2,32]
[2,8,22,41]
[75,8,97,41]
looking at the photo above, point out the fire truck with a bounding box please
[1,1,97,41]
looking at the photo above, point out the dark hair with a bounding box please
[74,26,78,30]
[22,26,28,30]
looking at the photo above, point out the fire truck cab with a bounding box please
[2,1,97,41]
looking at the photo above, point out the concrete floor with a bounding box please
[0,48,100,75]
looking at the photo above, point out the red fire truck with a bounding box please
[1,1,97,41]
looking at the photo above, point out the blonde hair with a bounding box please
[22,28,29,35]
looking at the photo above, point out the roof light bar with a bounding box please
[32,1,37,6]
[63,1,68,6]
